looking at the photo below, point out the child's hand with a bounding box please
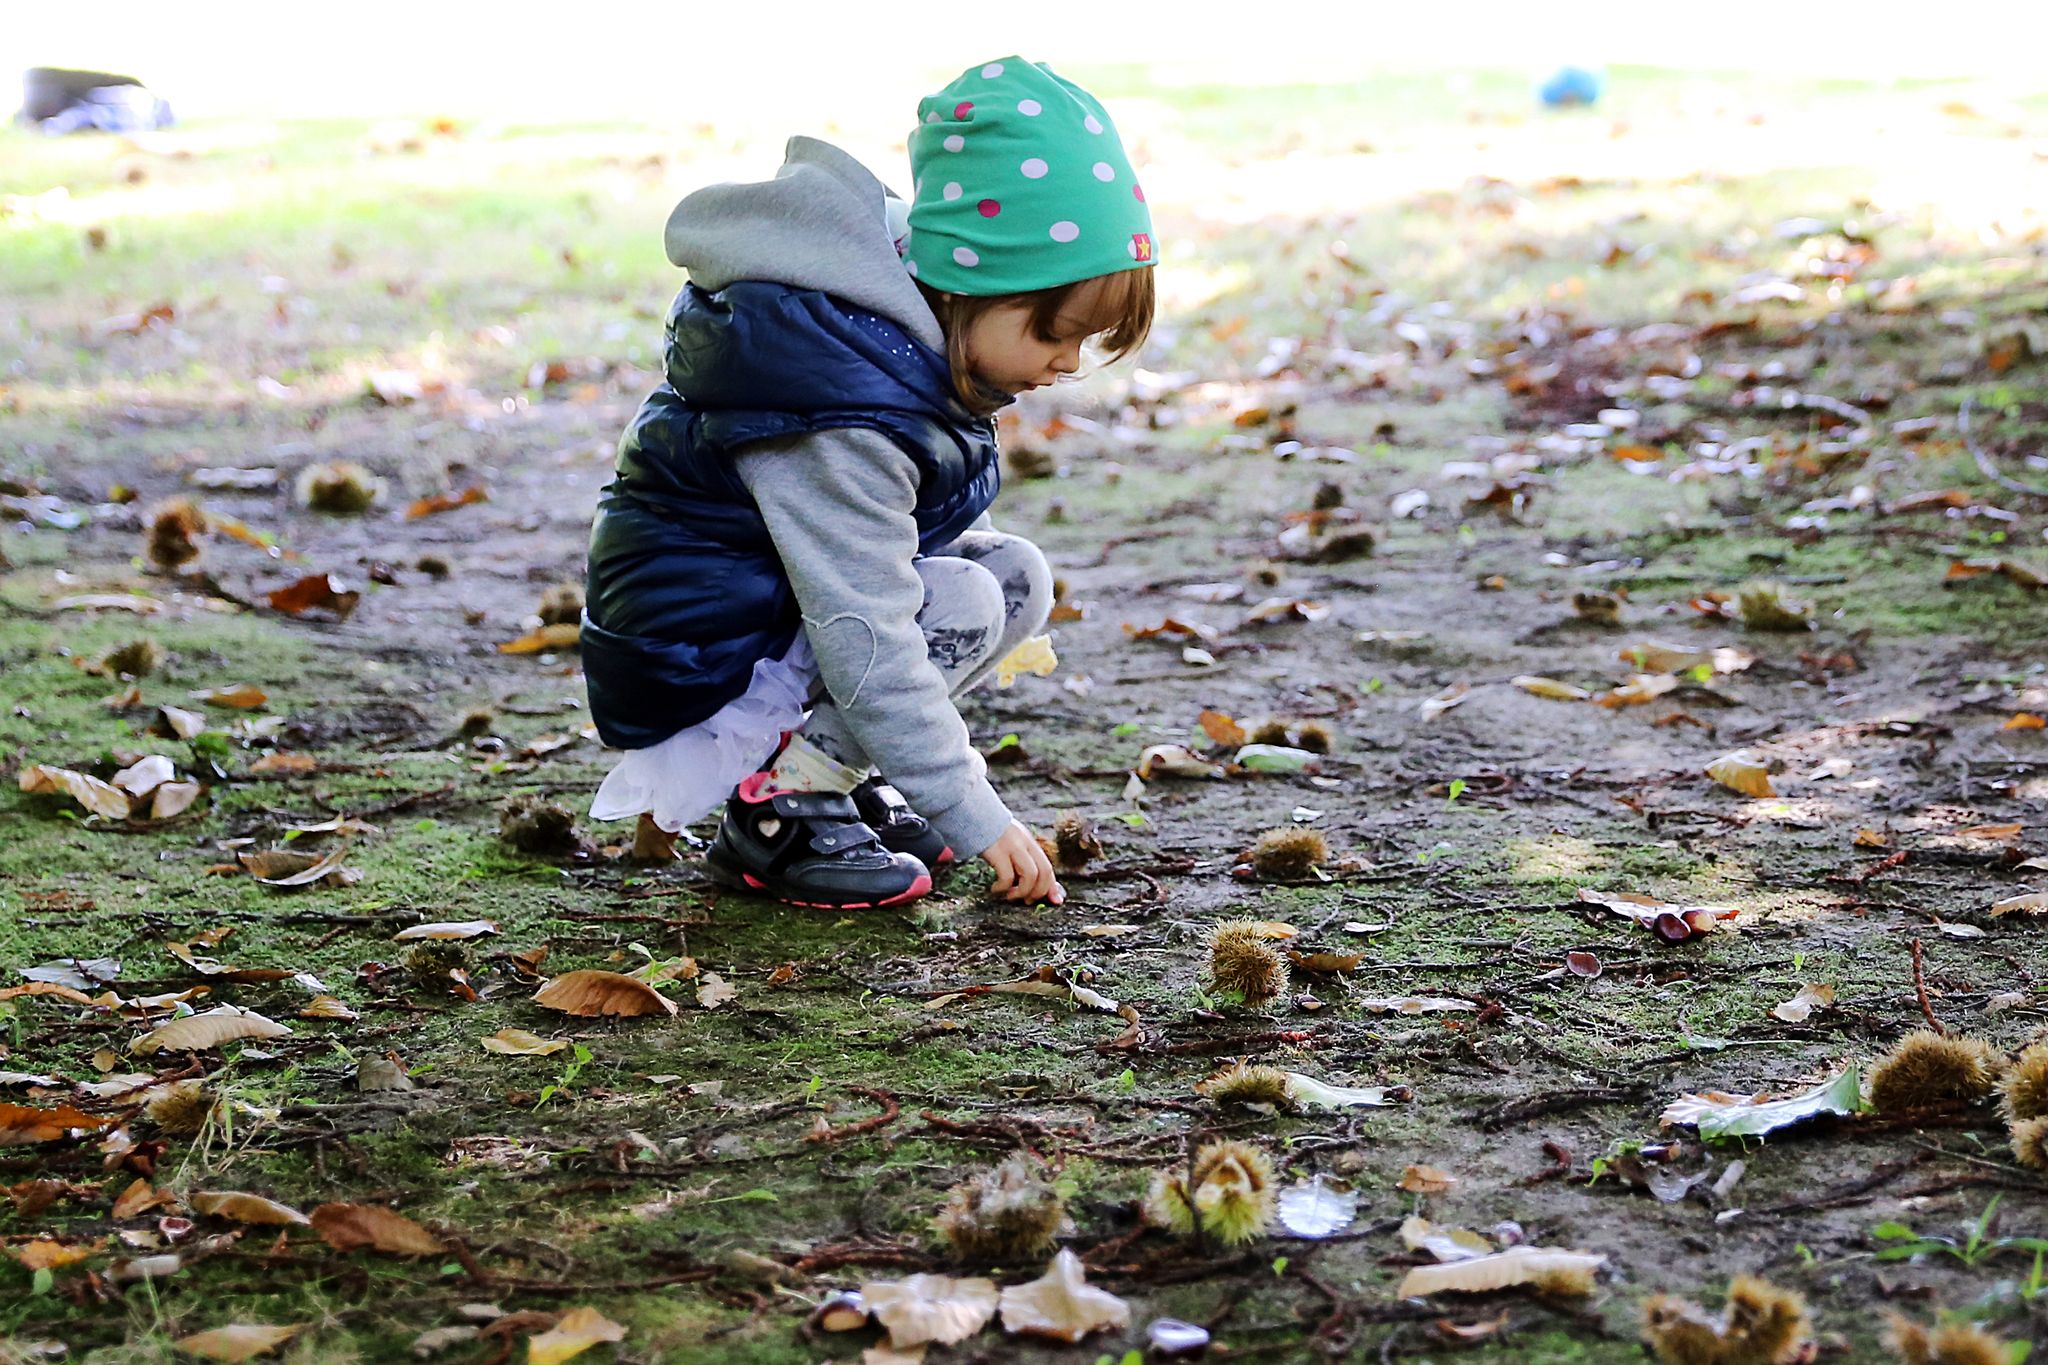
[981,821,1065,905]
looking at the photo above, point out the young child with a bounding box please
[582,57,1156,911]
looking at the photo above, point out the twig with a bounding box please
[1750,1152,1931,1216]
[804,1086,900,1144]
[1300,1268,1354,1351]
[345,783,459,819]
[1910,938,1946,1036]
[1183,1133,1208,1257]
[1960,396,2048,500]
[791,1243,935,1275]
[1158,1029,1319,1057]
[1086,527,1178,567]
[1469,1085,1647,1131]
[487,1270,716,1294]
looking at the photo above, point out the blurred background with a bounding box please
[5,0,2047,490]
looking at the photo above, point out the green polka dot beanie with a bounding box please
[905,57,1155,296]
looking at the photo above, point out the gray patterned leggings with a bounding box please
[801,529,1053,773]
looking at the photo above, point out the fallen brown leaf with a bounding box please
[498,623,581,654]
[8,1238,101,1270]
[191,1191,310,1226]
[190,684,268,709]
[133,1006,291,1053]
[0,1102,119,1145]
[405,485,488,520]
[533,970,679,1018]
[170,1323,304,1362]
[265,573,360,621]
[309,1202,443,1256]
[17,764,130,819]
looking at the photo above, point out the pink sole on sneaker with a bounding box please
[738,871,932,910]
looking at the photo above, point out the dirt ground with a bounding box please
[4,66,2048,1365]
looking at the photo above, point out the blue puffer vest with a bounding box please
[582,280,1001,750]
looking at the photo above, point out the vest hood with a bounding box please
[663,136,944,353]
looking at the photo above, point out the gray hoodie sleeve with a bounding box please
[735,429,1017,860]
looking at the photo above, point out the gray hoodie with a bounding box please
[660,137,1015,860]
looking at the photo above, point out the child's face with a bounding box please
[959,275,1120,397]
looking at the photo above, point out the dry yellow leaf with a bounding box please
[1706,750,1776,798]
[498,623,581,654]
[1397,1245,1606,1297]
[480,1028,568,1056]
[1135,743,1225,780]
[1197,709,1249,747]
[17,764,131,819]
[191,1191,310,1226]
[994,633,1058,688]
[1596,673,1678,708]
[8,1238,101,1270]
[247,752,317,775]
[1512,675,1591,702]
[171,1323,303,1361]
[1399,1164,1457,1194]
[0,981,98,1005]
[526,1306,628,1365]
[1619,640,1754,675]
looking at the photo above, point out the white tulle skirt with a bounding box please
[589,637,818,834]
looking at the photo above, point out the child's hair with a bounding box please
[915,269,1155,416]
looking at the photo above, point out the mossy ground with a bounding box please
[4,64,2047,1365]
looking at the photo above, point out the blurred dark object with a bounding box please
[20,66,173,134]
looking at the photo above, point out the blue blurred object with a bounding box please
[20,68,173,134]
[1539,66,1603,109]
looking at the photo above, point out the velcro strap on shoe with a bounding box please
[768,791,861,821]
[806,818,883,855]
[866,783,911,814]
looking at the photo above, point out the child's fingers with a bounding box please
[1023,845,1057,903]
[985,845,1016,894]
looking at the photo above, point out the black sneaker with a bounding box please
[705,773,933,910]
[850,776,956,872]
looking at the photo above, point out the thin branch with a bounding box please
[1960,396,2048,500]
[1910,938,1946,1036]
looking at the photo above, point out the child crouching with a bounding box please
[582,56,1155,910]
